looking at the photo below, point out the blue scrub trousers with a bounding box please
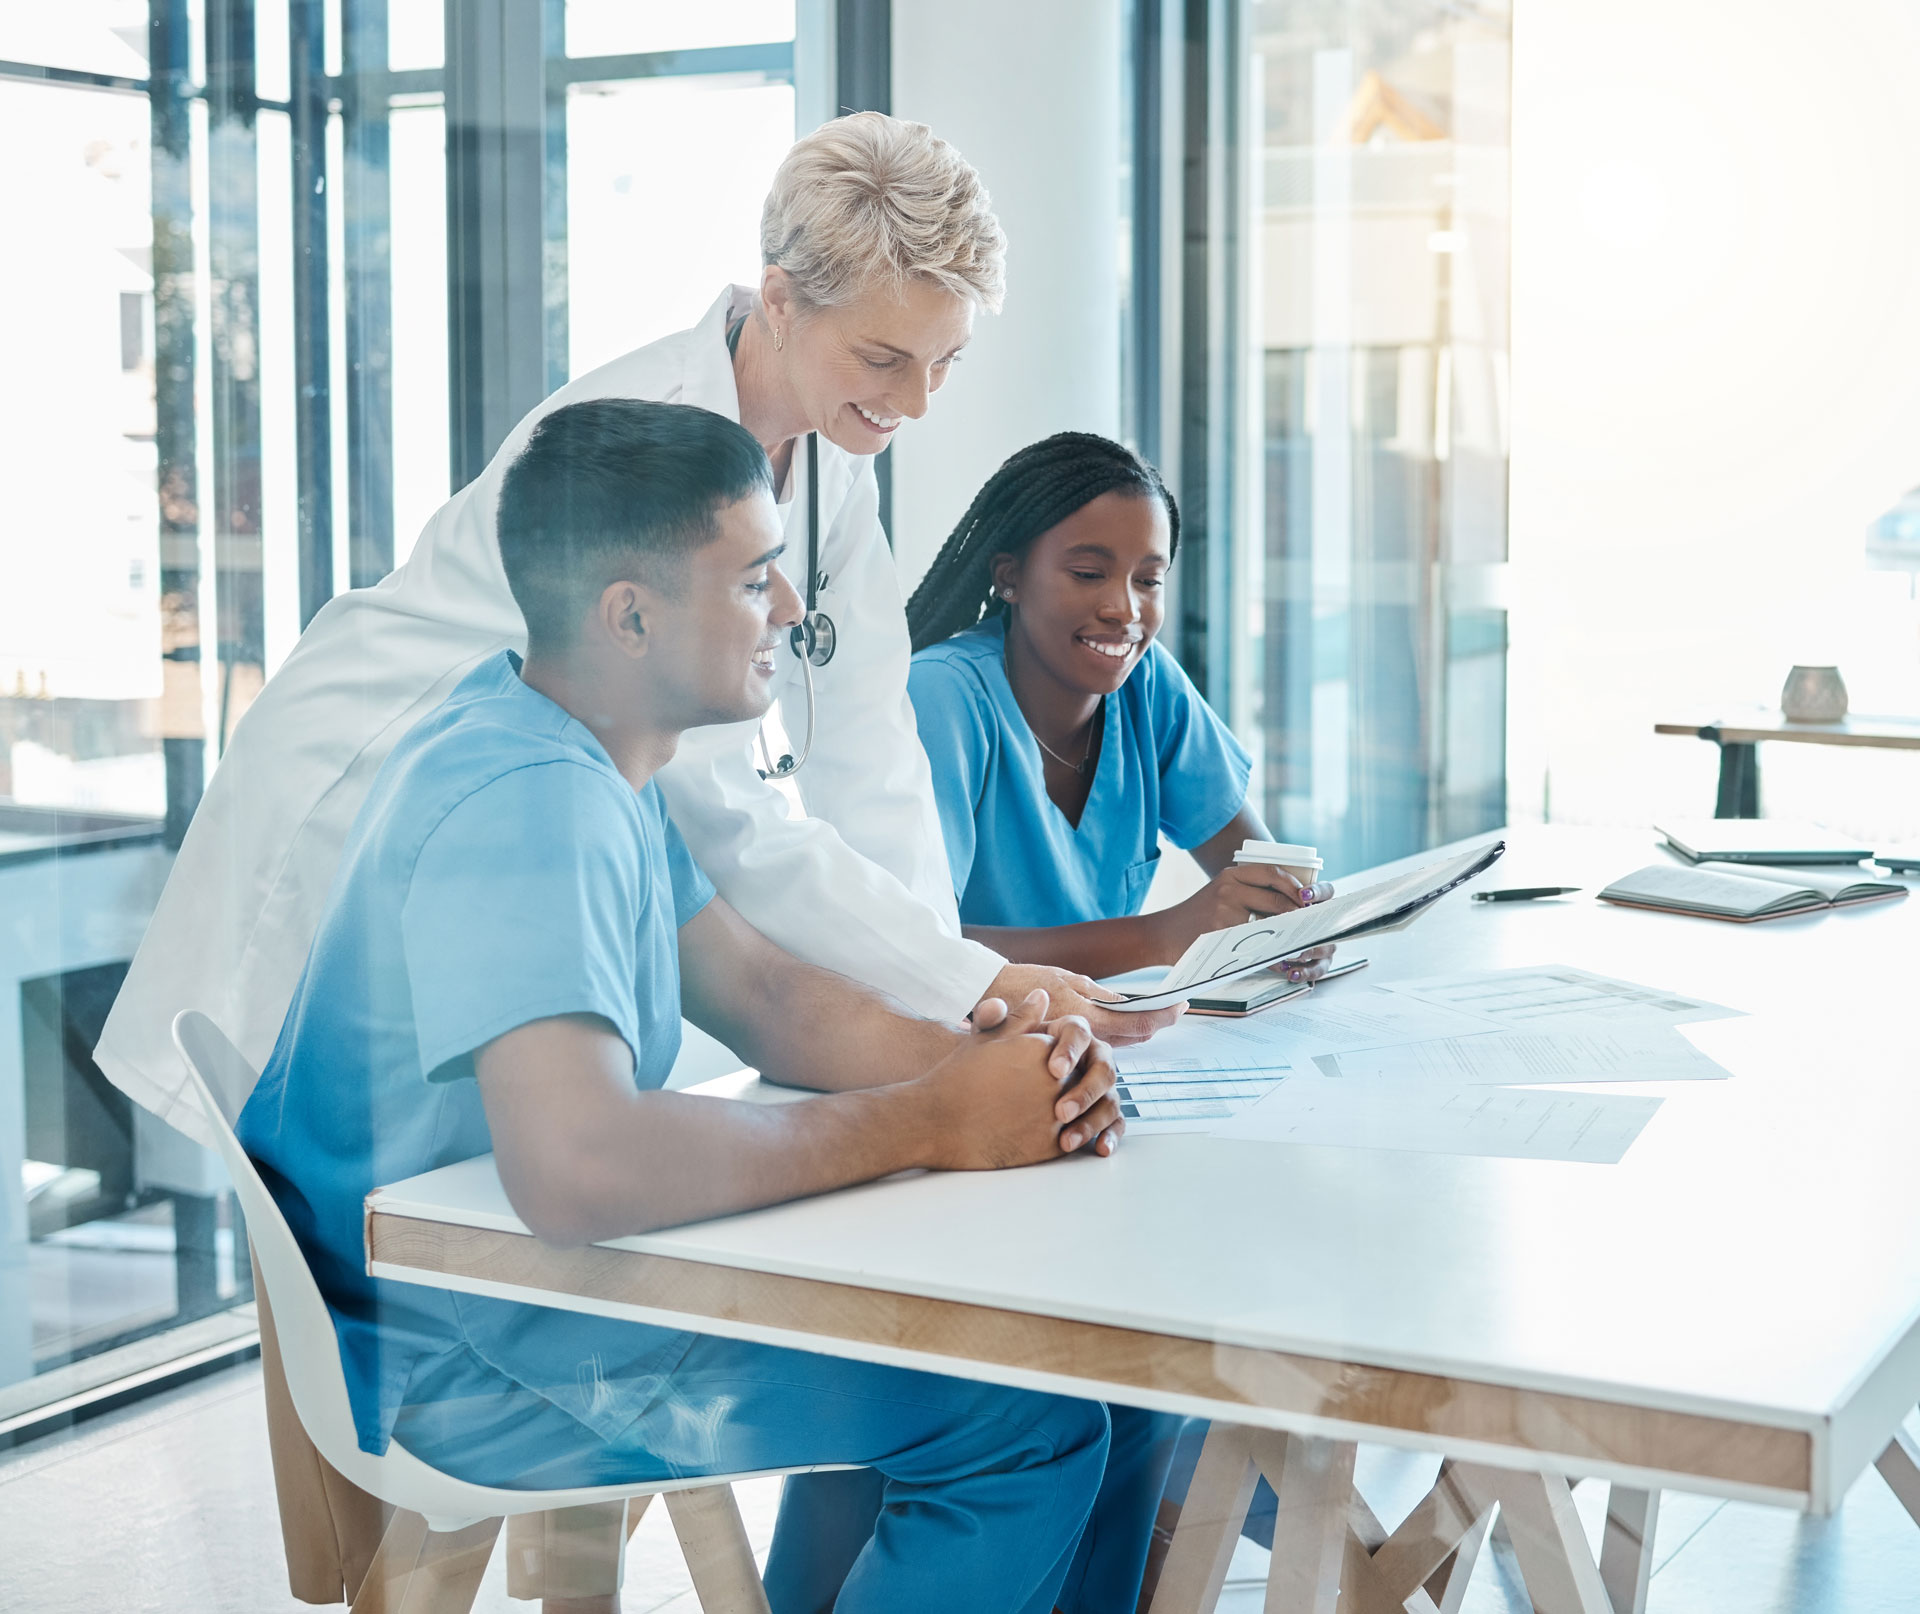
[390,1332,1109,1614]
[772,1404,1184,1613]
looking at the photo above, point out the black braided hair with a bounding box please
[905,432,1180,653]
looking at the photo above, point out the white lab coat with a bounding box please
[97,286,1003,1148]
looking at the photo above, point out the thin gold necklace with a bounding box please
[1002,624,1099,778]
[1031,709,1098,778]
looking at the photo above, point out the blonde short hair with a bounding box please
[760,112,1007,315]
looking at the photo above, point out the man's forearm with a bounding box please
[679,899,960,1091]
[505,1082,938,1246]
[750,950,958,1090]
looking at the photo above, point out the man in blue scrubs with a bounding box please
[236,399,1131,1614]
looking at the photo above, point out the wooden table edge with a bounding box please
[366,1210,1816,1505]
[1654,719,1920,750]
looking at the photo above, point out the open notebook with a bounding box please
[1107,840,1505,1011]
[1598,862,1907,922]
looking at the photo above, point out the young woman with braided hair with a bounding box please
[905,431,1335,983]
[901,432,1337,1612]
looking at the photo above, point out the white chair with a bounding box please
[172,1009,845,1613]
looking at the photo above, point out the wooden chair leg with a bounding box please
[663,1484,772,1614]
[1451,1467,1611,1614]
[348,1512,502,1614]
[253,1247,393,1602]
[1148,1425,1262,1614]
[1877,1425,1920,1529]
[1599,1486,1660,1614]
[504,1500,632,1602]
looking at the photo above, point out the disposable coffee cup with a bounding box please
[1234,840,1322,890]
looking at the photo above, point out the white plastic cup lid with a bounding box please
[1234,840,1322,869]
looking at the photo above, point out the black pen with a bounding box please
[1472,886,1581,903]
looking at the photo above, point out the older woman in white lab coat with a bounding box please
[98,112,1178,1152]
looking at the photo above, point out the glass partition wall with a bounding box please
[0,0,804,1437]
[1245,0,1511,874]
[1130,0,1511,879]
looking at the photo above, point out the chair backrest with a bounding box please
[171,1011,376,1484]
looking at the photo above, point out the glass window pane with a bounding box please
[254,0,290,105]
[565,0,795,58]
[0,75,207,1414]
[0,79,163,813]
[0,1,150,81]
[387,0,444,71]
[566,73,793,377]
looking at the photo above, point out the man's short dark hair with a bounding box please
[496,399,773,650]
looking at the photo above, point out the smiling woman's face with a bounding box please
[777,278,976,456]
[992,491,1174,699]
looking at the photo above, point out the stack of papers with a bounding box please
[1308,1027,1726,1084]
[1110,986,1495,1127]
[1381,964,1739,1029]
[1116,964,1743,1163]
[1218,1080,1661,1165]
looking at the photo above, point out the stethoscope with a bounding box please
[726,313,836,780]
[755,430,837,780]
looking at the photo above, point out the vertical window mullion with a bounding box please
[444,0,547,492]
[542,0,570,398]
[1175,0,1237,709]
[343,0,395,586]
[835,0,891,541]
[205,0,266,752]
[290,0,334,626]
[151,0,204,845]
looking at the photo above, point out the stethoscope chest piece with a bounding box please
[802,606,836,668]
[756,432,832,782]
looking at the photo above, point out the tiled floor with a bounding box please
[2,1362,1917,1613]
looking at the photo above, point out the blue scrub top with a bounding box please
[237,650,715,1455]
[908,617,1250,927]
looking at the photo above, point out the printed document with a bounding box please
[1379,966,1740,1031]
[1215,1078,1662,1164]
[1112,986,1493,1075]
[1309,1026,1729,1084]
[1114,1068,1289,1131]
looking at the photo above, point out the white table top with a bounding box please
[367,826,1920,1511]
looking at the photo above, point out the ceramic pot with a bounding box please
[1781,665,1848,723]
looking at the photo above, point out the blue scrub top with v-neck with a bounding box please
[908,616,1251,928]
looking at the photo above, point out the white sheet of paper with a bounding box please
[1214,1078,1661,1164]
[1379,965,1740,1031]
[1234,988,1504,1053]
[1308,1026,1729,1084]
[1114,986,1496,1076]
